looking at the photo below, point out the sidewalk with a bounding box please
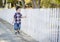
[0,18,38,42]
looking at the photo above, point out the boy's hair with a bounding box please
[16,6,20,11]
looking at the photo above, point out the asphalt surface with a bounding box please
[0,19,38,42]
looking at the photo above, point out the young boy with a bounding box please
[13,6,26,35]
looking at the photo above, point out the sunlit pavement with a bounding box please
[0,22,23,42]
[0,19,38,42]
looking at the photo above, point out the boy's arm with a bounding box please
[12,19,14,24]
[21,16,26,18]
[12,17,15,24]
[21,14,27,18]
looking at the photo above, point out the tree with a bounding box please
[32,0,41,8]
[0,0,2,7]
[21,0,25,8]
[32,0,37,8]
[38,0,41,8]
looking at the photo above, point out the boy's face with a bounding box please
[16,8,21,13]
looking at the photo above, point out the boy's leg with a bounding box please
[14,23,18,35]
[17,27,20,34]
[17,24,21,34]
[15,30,18,35]
[17,30,20,34]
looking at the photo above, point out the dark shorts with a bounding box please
[14,23,21,30]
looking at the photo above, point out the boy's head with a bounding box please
[16,6,21,12]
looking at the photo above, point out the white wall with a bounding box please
[0,8,59,42]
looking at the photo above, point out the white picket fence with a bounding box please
[0,8,59,42]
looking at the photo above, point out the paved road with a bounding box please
[0,21,38,42]
[0,22,25,42]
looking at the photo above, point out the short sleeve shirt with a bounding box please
[14,12,22,24]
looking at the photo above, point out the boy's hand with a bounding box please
[24,16,27,18]
[12,21,14,24]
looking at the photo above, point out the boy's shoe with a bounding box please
[15,32,17,35]
[18,31,20,34]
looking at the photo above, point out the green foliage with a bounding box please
[41,0,51,8]
[55,0,60,4]
[40,0,60,8]
[7,0,13,3]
